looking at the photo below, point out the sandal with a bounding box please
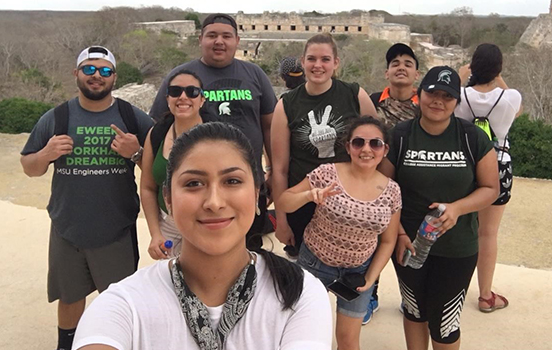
[478,292,509,313]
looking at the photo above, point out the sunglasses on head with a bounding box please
[79,65,115,77]
[167,85,203,99]
[349,137,386,151]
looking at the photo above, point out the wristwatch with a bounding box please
[130,147,143,163]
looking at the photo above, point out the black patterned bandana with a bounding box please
[170,256,257,350]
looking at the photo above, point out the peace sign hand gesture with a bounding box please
[308,181,341,205]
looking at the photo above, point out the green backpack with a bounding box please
[464,89,504,144]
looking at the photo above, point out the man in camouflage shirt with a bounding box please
[370,43,420,128]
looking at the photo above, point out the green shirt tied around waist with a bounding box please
[152,139,169,214]
[388,116,494,258]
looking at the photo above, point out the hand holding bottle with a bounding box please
[429,202,459,237]
[160,240,173,258]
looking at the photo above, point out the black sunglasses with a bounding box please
[349,137,386,151]
[167,85,203,99]
[79,65,115,77]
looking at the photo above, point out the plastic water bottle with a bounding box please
[406,204,446,269]
[163,240,173,257]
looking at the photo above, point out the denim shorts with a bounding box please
[298,244,374,319]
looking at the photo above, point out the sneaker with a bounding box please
[399,302,404,314]
[362,298,380,325]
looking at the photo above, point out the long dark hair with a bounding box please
[467,43,503,87]
[164,122,304,310]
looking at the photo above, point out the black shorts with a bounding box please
[393,253,478,344]
[493,161,512,206]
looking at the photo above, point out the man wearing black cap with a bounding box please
[370,43,420,128]
[20,46,153,350]
[150,13,277,250]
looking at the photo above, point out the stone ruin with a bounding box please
[112,83,157,113]
[519,1,552,48]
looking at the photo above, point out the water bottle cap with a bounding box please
[437,204,446,212]
[164,240,173,249]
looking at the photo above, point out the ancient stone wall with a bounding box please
[235,11,382,35]
[418,42,466,69]
[135,20,196,37]
[112,83,158,113]
[519,14,552,48]
[369,23,410,43]
[410,33,433,51]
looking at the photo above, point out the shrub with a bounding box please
[156,47,187,71]
[0,98,54,134]
[184,12,201,29]
[509,114,552,180]
[115,61,144,89]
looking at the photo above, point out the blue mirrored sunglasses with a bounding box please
[80,65,115,77]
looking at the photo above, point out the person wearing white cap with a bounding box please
[20,46,153,350]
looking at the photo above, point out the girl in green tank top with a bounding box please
[141,70,204,260]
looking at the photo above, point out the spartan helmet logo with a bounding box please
[219,102,231,116]
[437,70,452,84]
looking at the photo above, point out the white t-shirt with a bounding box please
[73,255,332,350]
[455,87,522,162]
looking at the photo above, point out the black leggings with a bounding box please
[393,253,478,344]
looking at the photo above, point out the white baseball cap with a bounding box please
[76,46,116,68]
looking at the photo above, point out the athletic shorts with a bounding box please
[493,161,512,206]
[298,244,374,319]
[48,224,138,304]
[393,253,478,344]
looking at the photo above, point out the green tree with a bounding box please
[184,12,201,29]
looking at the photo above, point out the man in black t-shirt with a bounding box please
[150,14,277,250]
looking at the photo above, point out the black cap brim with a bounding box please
[422,83,460,100]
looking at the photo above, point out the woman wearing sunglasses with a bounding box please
[380,66,499,349]
[141,69,205,259]
[278,117,401,350]
[271,33,377,259]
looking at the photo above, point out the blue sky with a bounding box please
[0,0,547,17]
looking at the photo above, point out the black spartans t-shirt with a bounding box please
[282,79,360,187]
[388,116,493,258]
